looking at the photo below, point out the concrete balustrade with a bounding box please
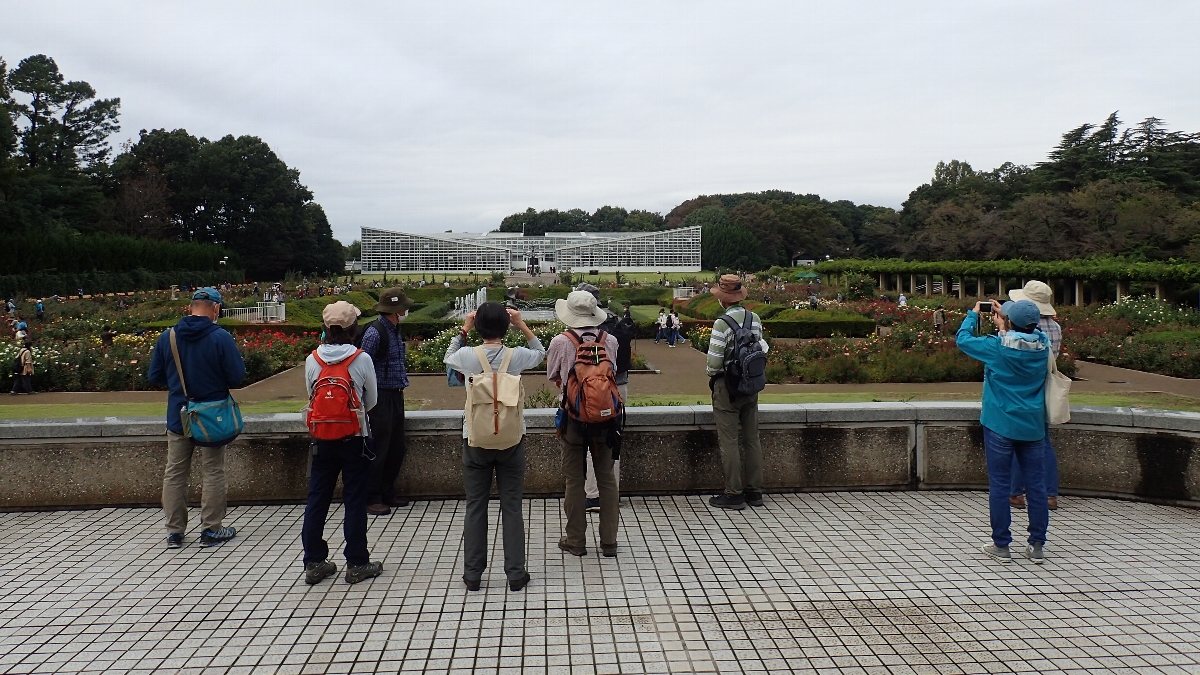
[1,403,1198,510]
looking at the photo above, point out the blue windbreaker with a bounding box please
[148,316,246,433]
[956,311,1050,442]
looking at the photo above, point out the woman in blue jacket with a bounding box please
[956,299,1050,564]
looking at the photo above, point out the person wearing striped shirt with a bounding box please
[706,275,770,511]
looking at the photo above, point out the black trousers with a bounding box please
[367,388,407,504]
[10,374,32,394]
[302,437,371,566]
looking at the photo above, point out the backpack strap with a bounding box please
[498,346,515,374]
[473,346,494,374]
[168,328,190,400]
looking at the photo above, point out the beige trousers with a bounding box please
[162,431,228,534]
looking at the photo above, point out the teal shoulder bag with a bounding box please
[169,328,244,446]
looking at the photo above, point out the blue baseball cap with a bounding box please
[191,287,223,304]
[1000,300,1040,331]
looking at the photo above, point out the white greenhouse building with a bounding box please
[360,226,702,273]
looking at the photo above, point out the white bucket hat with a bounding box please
[554,290,608,328]
[1008,280,1056,316]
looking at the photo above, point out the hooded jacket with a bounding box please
[956,310,1050,442]
[304,344,379,434]
[148,315,247,434]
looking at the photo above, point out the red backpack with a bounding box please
[305,350,367,441]
[562,330,623,424]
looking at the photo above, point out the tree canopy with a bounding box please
[0,54,344,280]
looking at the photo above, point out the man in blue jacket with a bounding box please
[956,299,1050,565]
[148,288,247,549]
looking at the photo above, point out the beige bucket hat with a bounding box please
[554,290,608,328]
[1008,280,1055,316]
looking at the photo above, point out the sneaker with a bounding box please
[199,526,236,547]
[1023,543,1045,565]
[346,561,383,584]
[367,503,391,516]
[981,544,1011,563]
[509,572,531,592]
[1047,496,1059,510]
[558,538,587,557]
[708,494,747,510]
[601,544,618,558]
[1009,495,1026,509]
[305,560,337,585]
[463,576,481,592]
[166,533,184,549]
[584,498,601,513]
[744,491,764,507]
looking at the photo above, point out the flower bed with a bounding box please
[1,329,318,393]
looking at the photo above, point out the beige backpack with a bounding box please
[464,346,525,449]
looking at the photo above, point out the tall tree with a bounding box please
[7,54,120,169]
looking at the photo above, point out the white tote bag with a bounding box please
[1045,350,1071,425]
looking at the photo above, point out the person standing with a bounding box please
[548,291,621,558]
[360,287,414,515]
[35,300,44,322]
[147,288,246,549]
[301,301,384,585]
[956,299,1051,564]
[10,338,34,395]
[444,302,544,591]
[1007,280,1062,511]
[706,275,770,510]
[933,305,946,334]
[576,284,631,513]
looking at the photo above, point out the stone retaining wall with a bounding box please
[1,403,1198,509]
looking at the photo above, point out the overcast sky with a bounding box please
[5,1,1199,243]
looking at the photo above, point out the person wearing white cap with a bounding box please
[546,291,621,558]
[1007,281,1062,511]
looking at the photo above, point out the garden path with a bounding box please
[4,339,1198,408]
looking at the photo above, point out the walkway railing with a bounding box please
[221,302,287,323]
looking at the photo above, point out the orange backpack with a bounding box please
[305,350,367,441]
[562,330,623,424]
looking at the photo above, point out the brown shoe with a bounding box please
[558,538,586,557]
[367,503,391,516]
[1009,495,1026,509]
[601,544,618,558]
[389,497,411,508]
[1047,496,1058,510]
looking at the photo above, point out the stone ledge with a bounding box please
[2,404,1199,440]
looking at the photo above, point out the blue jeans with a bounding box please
[983,427,1048,548]
[655,327,665,342]
[302,437,371,566]
[666,327,677,346]
[1010,425,1059,497]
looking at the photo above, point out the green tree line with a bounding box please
[0,54,344,280]
[501,113,1200,270]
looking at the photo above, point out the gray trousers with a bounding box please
[162,431,227,533]
[712,378,762,495]
[462,439,526,582]
[561,421,619,548]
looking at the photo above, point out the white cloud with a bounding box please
[4,0,1199,243]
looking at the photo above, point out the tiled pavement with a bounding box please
[2,492,1199,674]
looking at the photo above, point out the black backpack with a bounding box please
[602,312,635,375]
[11,355,22,375]
[354,317,391,371]
[718,310,767,397]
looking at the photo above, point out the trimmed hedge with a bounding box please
[761,318,876,339]
[814,257,1200,284]
[1,269,247,299]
